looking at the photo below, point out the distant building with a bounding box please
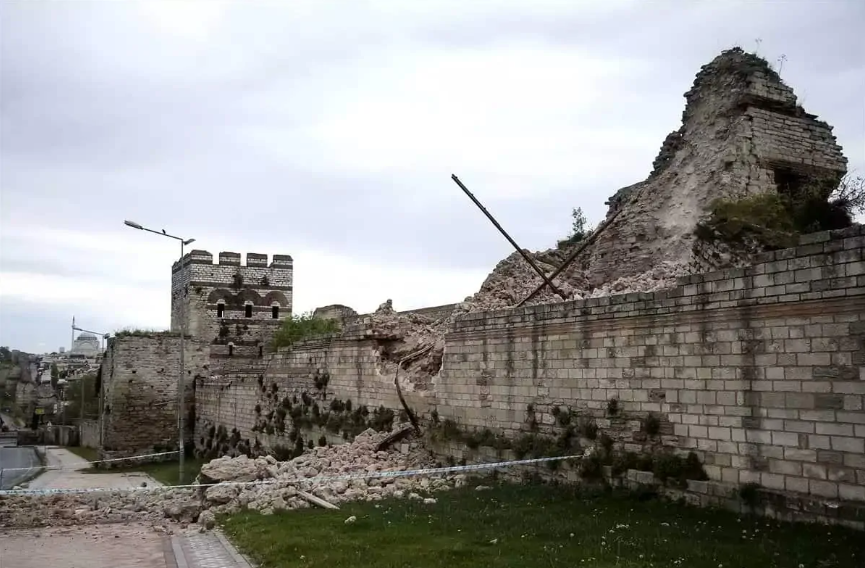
[58,347,66,354]
[71,332,101,358]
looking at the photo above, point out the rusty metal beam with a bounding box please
[451,174,568,301]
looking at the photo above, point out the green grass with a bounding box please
[221,482,862,568]
[65,446,99,463]
[83,457,204,486]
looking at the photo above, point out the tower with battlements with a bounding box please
[171,251,293,359]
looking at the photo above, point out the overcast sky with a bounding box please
[1,0,863,354]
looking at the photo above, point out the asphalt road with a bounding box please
[0,444,39,489]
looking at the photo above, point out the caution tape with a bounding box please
[0,454,581,496]
[0,450,179,474]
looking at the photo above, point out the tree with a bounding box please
[0,346,11,362]
[56,374,99,425]
[558,207,593,248]
[50,363,59,390]
[830,174,865,220]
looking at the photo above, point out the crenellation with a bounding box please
[218,251,241,265]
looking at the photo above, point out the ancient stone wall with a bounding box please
[440,225,864,504]
[171,251,293,359]
[582,48,848,288]
[195,226,864,511]
[98,334,210,459]
[79,418,99,449]
[192,322,431,456]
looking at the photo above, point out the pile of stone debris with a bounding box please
[0,428,460,531]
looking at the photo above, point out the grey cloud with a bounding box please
[2,1,864,353]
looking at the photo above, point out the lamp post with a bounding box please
[124,220,195,484]
[71,324,108,423]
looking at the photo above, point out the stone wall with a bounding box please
[195,226,864,513]
[171,250,293,359]
[192,327,424,456]
[583,48,847,288]
[440,225,864,504]
[98,334,210,460]
[79,419,99,448]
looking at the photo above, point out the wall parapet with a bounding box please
[172,250,294,273]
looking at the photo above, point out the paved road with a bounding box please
[0,444,39,489]
[0,524,254,567]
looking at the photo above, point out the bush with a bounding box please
[644,413,661,436]
[578,417,598,440]
[652,451,708,487]
[598,433,614,456]
[739,482,762,509]
[578,454,604,480]
[271,312,341,350]
[610,451,639,477]
[696,174,863,249]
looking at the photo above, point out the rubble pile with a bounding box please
[196,427,456,521]
[0,428,459,530]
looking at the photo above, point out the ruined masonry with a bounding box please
[92,49,865,527]
[95,252,292,458]
[589,48,848,285]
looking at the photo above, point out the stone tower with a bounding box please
[171,251,293,358]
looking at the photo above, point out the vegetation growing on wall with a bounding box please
[270,312,341,351]
[557,207,594,248]
[114,328,178,337]
[428,403,706,483]
[696,174,864,248]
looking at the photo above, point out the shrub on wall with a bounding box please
[270,312,341,350]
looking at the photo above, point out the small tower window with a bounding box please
[217,303,225,318]
[272,305,279,319]
[258,345,264,358]
[245,304,252,318]
[228,344,234,357]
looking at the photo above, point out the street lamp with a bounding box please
[125,219,195,484]
[71,323,109,424]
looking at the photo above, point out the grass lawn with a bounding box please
[83,457,204,486]
[222,482,863,568]
[65,446,99,463]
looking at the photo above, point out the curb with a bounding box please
[214,530,255,568]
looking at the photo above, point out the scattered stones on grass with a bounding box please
[0,427,456,531]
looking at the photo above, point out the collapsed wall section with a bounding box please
[194,227,865,515]
[440,226,864,510]
[98,334,210,460]
[583,49,847,288]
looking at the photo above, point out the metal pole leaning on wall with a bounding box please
[514,204,627,308]
[451,174,569,301]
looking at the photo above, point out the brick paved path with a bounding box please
[0,523,253,568]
